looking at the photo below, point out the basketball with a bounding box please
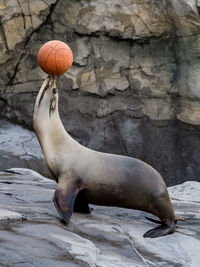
[37,40,73,76]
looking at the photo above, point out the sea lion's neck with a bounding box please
[33,77,80,178]
[35,106,73,149]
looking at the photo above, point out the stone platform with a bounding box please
[0,168,199,266]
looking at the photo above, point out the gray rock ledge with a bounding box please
[0,168,199,267]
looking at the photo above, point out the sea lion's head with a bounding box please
[34,75,58,118]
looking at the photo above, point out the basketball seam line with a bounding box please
[52,48,72,74]
[39,46,71,61]
[42,44,61,71]
[38,44,60,60]
[54,49,69,75]
[56,49,71,60]
[55,49,71,73]
[43,48,55,69]
[54,50,58,76]
[42,48,71,66]
[43,46,71,53]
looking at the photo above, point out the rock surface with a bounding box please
[0,168,199,267]
[0,119,49,177]
[0,0,200,183]
[1,118,200,186]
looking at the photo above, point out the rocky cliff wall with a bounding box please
[0,0,200,185]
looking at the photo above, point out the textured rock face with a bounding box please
[0,120,49,177]
[0,168,200,266]
[0,0,200,184]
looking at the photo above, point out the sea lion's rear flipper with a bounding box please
[145,217,162,224]
[143,221,176,238]
[175,216,185,223]
[53,184,79,223]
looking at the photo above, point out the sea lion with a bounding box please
[33,75,183,238]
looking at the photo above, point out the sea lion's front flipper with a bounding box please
[53,183,79,223]
[143,221,176,238]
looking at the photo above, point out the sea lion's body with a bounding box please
[34,76,182,238]
[69,149,173,220]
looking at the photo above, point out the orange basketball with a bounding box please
[38,40,73,76]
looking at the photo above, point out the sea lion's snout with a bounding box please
[52,88,57,94]
[48,75,57,88]
[34,75,58,119]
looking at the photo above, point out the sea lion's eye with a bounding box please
[52,88,57,94]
